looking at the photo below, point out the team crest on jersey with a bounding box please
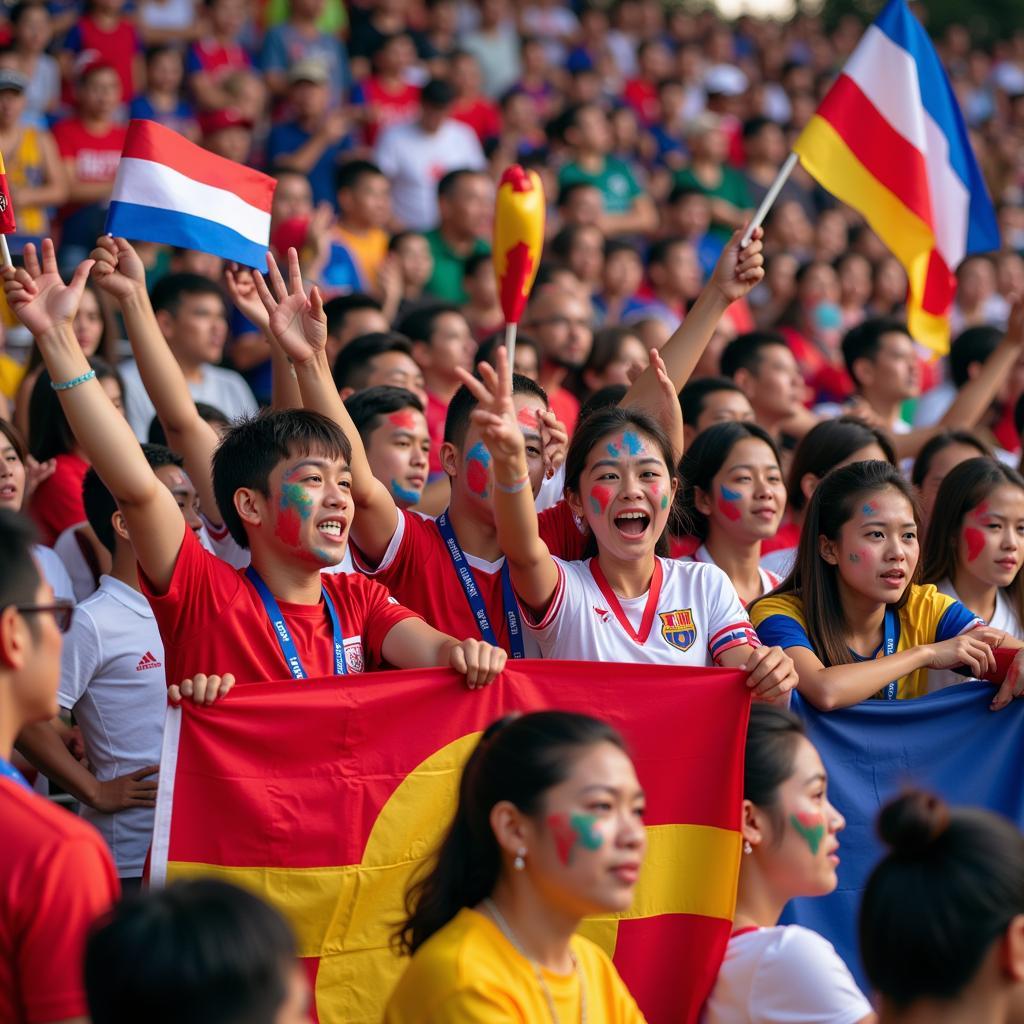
[660,609,697,652]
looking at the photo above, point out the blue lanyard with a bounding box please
[245,567,348,678]
[882,606,899,701]
[0,756,30,790]
[436,510,525,659]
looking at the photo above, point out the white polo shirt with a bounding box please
[57,575,166,878]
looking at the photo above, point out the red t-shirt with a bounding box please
[29,452,89,546]
[0,777,120,1024]
[425,389,448,475]
[623,78,659,125]
[53,118,128,220]
[548,386,581,437]
[358,78,421,146]
[352,504,587,655]
[140,525,419,685]
[451,97,501,141]
[65,16,140,102]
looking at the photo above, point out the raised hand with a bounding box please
[710,226,765,304]
[538,409,567,479]
[253,247,327,365]
[89,235,146,302]
[455,344,524,464]
[2,239,93,337]
[224,262,271,334]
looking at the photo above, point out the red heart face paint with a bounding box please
[387,410,418,431]
[589,484,613,515]
[517,406,539,429]
[964,526,986,561]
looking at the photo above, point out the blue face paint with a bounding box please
[606,441,620,457]
[391,479,421,505]
[622,430,644,456]
[720,485,742,501]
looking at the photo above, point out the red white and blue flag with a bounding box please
[106,119,276,268]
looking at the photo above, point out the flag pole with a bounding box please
[0,235,11,270]
[505,322,517,374]
[741,152,799,247]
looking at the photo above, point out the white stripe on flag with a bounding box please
[149,704,182,887]
[111,157,271,248]
[844,25,969,268]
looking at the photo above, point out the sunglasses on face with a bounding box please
[14,600,74,633]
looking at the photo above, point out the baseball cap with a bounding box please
[685,110,723,138]
[199,108,254,135]
[704,63,749,97]
[0,69,27,93]
[421,78,456,109]
[288,59,329,86]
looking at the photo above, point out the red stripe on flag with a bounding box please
[816,74,935,233]
[921,247,956,315]
[121,119,274,211]
[0,173,16,234]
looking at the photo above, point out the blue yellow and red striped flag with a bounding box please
[151,662,751,1024]
[793,0,999,353]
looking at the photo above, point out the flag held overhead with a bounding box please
[493,165,545,327]
[105,119,276,268]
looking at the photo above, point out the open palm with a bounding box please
[253,248,327,364]
[3,239,92,337]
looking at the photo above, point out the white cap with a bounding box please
[705,63,749,97]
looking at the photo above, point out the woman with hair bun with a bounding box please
[386,711,648,1022]
[861,789,1024,1023]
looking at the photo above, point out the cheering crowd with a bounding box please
[5,0,1024,1022]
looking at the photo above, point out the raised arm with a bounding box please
[3,240,186,590]
[90,236,223,528]
[455,347,560,616]
[252,248,400,562]
[621,227,764,455]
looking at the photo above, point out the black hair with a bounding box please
[0,417,27,464]
[840,317,909,383]
[463,250,492,279]
[397,303,464,346]
[678,421,782,540]
[10,1,47,25]
[397,711,628,955]
[603,237,640,261]
[744,704,806,835]
[83,444,185,555]
[85,879,298,1024]
[387,230,425,254]
[150,273,226,317]
[331,332,414,391]
[334,158,384,195]
[556,180,600,207]
[911,429,992,488]
[645,236,689,269]
[741,114,774,140]
[550,224,600,263]
[444,373,548,449]
[949,325,1002,388]
[148,402,229,447]
[719,331,789,379]
[583,325,642,381]
[785,416,897,514]
[436,167,485,201]
[679,376,747,427]
[29,358,123,462]
[860,790,1024,1009]
[343,386,424,443]
[323,293,383,339]
[144,43,181,65]
[666,183,708,207]
[212,410,352,548]
[578,384,627,425]
[0,507,40,612]
[475,331,541,373]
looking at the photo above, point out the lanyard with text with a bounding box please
[0,756,30,790]
[882,605,899,701]
[436,510,525,659]
[245,567,347,678]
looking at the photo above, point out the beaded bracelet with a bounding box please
[50,369,97,392]
[495,473,530,495]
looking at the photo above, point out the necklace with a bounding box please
[482,897,587,1024]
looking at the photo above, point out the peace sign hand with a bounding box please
[455,345,525,466]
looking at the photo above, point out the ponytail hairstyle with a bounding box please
[396,712,628,955]
[743,704,806,840]
[563,406,679,559]
[678,420,783,541]
[860,789,1024,1008]
[756,460,920,668]
[921,457,1024,627]
[786,416,896,515]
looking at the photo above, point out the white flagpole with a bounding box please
[741,152,800,246]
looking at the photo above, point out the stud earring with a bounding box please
[514,847,527,871]
[743,840,753,855]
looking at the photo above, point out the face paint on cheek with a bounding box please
[589,484,613,516]
[661,493,669,510]
[387,410,418,431]
[964,526,986,561]
[849,553,859,563]
[465,441,491,498]
[391,479,421,505]
[790,812,826,855]
[717,484,742,521]
[547,813,603,865]
[275,482,313,547]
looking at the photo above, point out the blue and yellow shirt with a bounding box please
[751,584,983,699]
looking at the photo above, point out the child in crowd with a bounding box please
[387,711,647,1023]
[679,422,786,606]
[703,705,873,1024]
[751,460,1024,710]
[922,458,1024,690]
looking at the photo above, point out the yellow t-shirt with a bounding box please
[0,352,26,400]
[384,907,648,1023]
[750,584,982,700]
[334,225,389,289]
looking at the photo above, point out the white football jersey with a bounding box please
[526,556,759,665]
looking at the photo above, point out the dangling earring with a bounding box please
[743,840,753,855]
[514,847,527,871]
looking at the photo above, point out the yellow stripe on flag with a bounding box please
[794,114,950,353]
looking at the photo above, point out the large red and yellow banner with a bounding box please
[152,661,750,1023]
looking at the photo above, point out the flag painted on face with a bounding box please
[105,119,276,268]
[793,0,998,353]
[152,661,751,1023]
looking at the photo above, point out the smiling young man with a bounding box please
[3,240,507,691]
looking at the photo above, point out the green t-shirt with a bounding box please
[673,165,752,241]
[558,157,642,215]
[424,229,490,305]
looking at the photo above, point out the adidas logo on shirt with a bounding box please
[135,651,162,672]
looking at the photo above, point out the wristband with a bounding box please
[495,473,530,495]
[50,369,97,391]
